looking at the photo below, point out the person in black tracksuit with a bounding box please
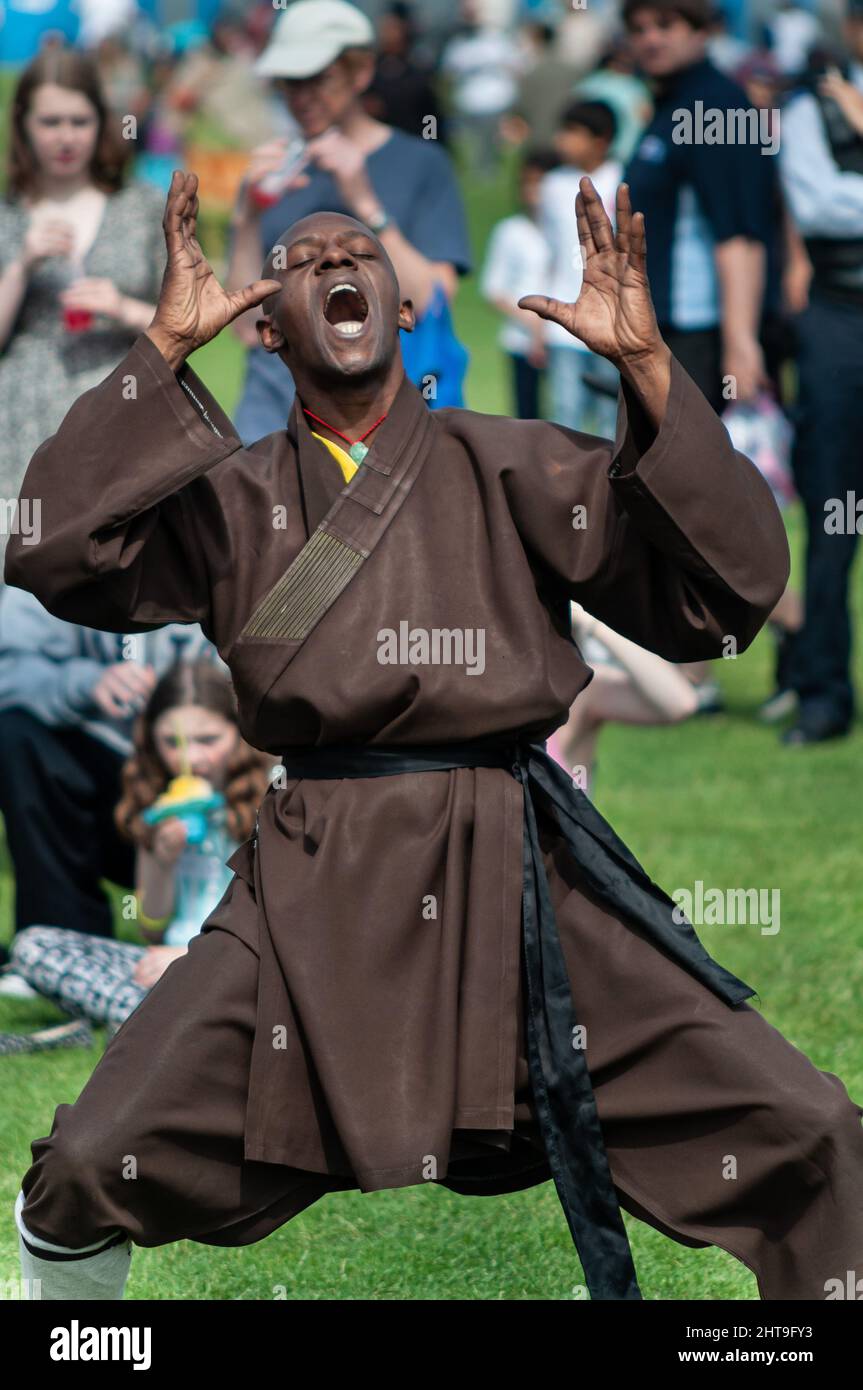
[779,8,863,742]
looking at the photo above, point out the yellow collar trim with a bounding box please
[311,430,359,483]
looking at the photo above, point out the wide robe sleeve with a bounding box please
[3,331,245,636]
[500,353,791,660]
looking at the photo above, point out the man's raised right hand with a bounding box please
[146,170,282,370]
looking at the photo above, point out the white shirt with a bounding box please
[767,7,822,77]
[480,213,551,356]
[780,64,863,239]
[77,0,139,46]
[539,159,622,349]
[441,28,522,116]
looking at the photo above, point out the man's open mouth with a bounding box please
[323,283,369,337]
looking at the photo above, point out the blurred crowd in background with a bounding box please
[0,0,862,1043]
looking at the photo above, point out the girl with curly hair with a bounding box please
[1,661,272,1053]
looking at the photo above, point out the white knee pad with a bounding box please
[15,1189,132,1300]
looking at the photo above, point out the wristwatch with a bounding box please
[365,206,390,236]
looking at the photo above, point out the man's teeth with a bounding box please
[325,283,362,309]
[334,321,364,336]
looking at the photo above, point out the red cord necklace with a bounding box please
[303,407,387,465]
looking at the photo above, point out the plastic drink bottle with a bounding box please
[61,254,93,333]
[249,136,310,209]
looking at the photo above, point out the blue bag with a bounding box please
[399,283,469,409]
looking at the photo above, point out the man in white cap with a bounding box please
[227,0,470,442]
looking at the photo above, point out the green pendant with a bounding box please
[348,441,369,465]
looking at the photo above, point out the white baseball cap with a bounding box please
[255,0,375,80]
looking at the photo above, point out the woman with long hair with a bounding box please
[1,661,273,1053]
[0,47,166,565]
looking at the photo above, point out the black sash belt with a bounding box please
[278,736,756,1302]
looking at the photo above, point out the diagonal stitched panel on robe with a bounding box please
[4,329,791,1300]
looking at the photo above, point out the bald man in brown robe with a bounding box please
[8,172,863,1301]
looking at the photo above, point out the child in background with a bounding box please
[0,661,272,1053]
[480,148,556,418]
[547,604,699,795]
[540,100,622,437]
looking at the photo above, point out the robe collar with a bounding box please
[288,371,431,538]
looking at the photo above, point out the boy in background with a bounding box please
[541,101,622,435]
[480,149,556,418]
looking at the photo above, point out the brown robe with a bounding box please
[5,331,792,1297]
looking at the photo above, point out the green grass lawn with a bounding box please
[1,161,861,1301]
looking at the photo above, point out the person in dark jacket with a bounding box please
[778,4,863,742]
